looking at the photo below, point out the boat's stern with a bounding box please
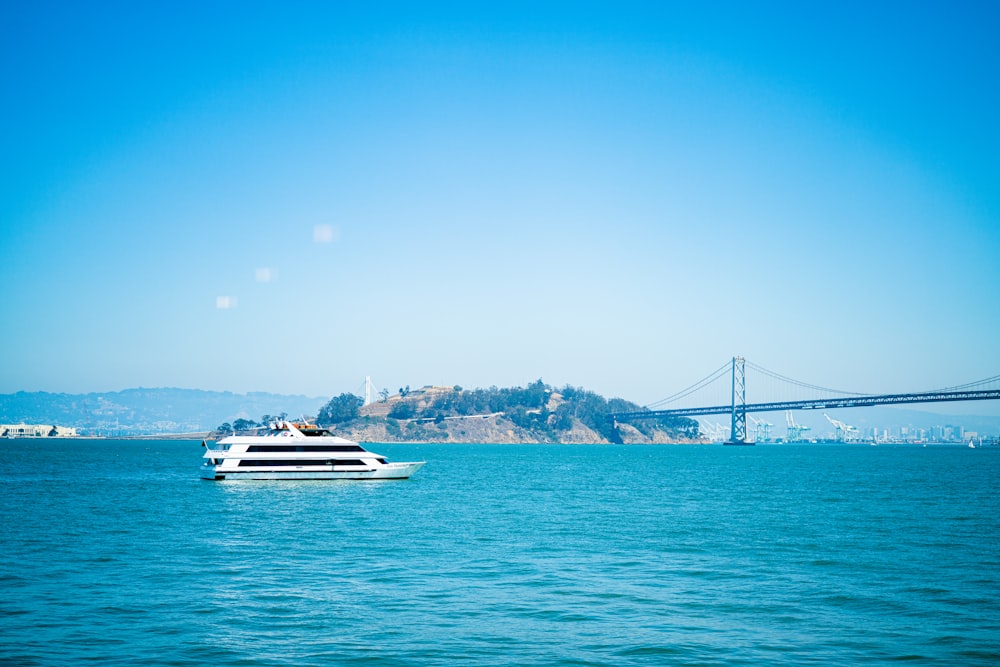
[200,440,227,480]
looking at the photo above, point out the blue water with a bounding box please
[1,441,998,666]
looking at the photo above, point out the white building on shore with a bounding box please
[1,423,78,438]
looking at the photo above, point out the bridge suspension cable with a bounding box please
[646,361,731,409]
[934,373,1000,393]
[743,360,870,397]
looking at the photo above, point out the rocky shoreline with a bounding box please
[327,413,702,445]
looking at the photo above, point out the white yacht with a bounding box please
[200,420,425,481]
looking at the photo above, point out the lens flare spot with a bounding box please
[313,224,339,243]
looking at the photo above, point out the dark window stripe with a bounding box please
[246,445,366,453]
[236,459,368,467]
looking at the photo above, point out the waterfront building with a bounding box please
[1,423,78,437]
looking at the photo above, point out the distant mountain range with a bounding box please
[0,388,328,435]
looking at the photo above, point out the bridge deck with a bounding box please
[611,389,1000,422]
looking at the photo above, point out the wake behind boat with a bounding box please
[200,420,425,481]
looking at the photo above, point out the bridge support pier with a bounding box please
[725,356,751,445]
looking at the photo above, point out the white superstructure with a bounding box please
[200,420,424,481]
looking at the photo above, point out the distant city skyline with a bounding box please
[2,3,998,414]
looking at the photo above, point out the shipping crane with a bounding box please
[785,411,811,442]
[824,413,860,442]
[699,420,730,443]
[747,415,773,443]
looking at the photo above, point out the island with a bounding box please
[213,381,700,444]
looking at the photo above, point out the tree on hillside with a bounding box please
[259,412,288,425]
[388,402,416,420]
[515,379,549,409]
[317,393,363,426]
[233,418,257,431]
[552,404,574,431]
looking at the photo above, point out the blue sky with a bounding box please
[2,2,998,410]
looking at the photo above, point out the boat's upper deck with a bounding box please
[206,420,365,453]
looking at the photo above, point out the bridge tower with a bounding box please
[727,356,748,445]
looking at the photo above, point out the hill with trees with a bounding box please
[216,381,700,444]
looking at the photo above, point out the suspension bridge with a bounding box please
[609,357,1000,444]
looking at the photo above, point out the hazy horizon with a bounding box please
[3,3,998,410]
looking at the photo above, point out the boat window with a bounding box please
[246,445,365,453]
[237,459,368,467]
[301,429,333,437]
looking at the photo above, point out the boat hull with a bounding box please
[200,461,425,481]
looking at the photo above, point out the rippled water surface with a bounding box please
[1,441,998,665]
